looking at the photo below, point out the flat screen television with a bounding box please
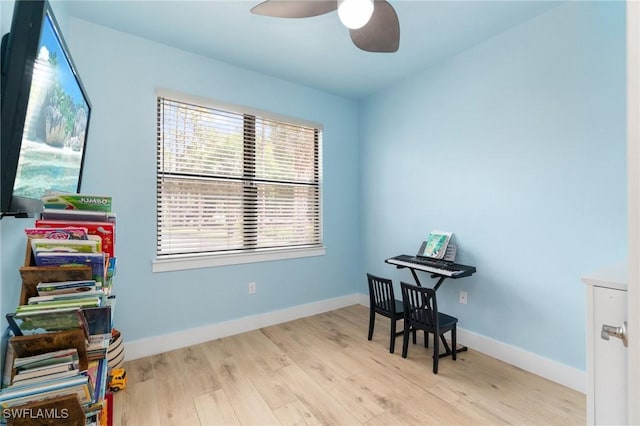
[1,0,91,216]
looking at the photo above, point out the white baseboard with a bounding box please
[124,293,360,361]
[355,296,585,394]
[456,328,586,393]
[124,292,585,394]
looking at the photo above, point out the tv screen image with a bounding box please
[1,0,91,215]
[15,13,89,199]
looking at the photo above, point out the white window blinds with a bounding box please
[156,96,322,258]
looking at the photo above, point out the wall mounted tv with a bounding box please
[1,0,91,217]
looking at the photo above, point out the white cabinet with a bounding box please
[582,263,628,425]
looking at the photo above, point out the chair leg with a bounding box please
[433,332,440,374]
[389,319,396,353]
[402,325,410,358]
[452,325,457,361]
[368,309,375,341]
[412,325,417,344]
[424,331,428,348]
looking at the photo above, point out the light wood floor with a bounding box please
[112,305,585,425]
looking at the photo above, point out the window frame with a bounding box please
[153,89,325,272]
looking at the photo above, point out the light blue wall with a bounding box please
[65,18,361,342]
[0,9,361,343]
[64,18,361,341]
[360,1,626,370]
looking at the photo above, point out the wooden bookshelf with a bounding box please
[3,214,118,425]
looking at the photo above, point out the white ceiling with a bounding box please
[66,0,560,99]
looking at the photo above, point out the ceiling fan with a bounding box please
[250,0,400,53]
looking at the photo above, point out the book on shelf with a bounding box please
[105,257,117,289]
[6,309,89,338]
[8,329,89,373]
[36,220,115,257]
[11,348,80,388]
[12,361,80,386]
[16,297,101,313]
[31,238,100,254]
[84,306,112,359]
[13,348,78,370]
[0,374,92,408]
[106,295,116,324]
[28,289,106,305]
[40,209,115,224]
[18,265,93,305]
[25,227,89,240]
[14,361,77,379]
[9,368,79,388]
[36,280,98,296]
[41,194,112,212]
[83,306,111,338]
[85,358,108,404]
[33,253,106,286]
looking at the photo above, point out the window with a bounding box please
[155,93,323,268]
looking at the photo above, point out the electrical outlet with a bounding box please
[459,290,468,305]
[248,282,256,295]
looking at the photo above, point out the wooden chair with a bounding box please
[400,282,458,373]
[367,273,408,353]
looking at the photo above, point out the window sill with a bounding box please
[152,246,326,272]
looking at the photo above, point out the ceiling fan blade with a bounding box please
[250,0,337,18]
[349,0,399,53]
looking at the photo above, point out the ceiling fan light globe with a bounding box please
[337,0,374,30]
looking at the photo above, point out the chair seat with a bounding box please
[409,307,457,327]
[374,298,404,320]
[437,312,457,328]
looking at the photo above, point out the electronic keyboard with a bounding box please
[385,254,476,278]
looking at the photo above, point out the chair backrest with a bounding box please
[400,282,439,330]
[367,273,397,315]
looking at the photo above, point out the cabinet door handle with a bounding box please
[601,321,628,347]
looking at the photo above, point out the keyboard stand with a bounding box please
[390,260,474,355]
[408,268,448,291]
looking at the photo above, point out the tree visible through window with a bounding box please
[156,95,322,258]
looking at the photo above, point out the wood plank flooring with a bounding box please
[112,305,585,425]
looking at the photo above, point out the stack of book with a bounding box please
[8,279,113,360]
[0,328,104,421]
[1,194,117,425]
[31,194,116,292]
[0,373,93,410]
[10,348,81,387]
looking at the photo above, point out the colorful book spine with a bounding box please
[33,253,105,286]
[31,238,99,254]
[25,227,88,240]
[0,374,88,402]
[16,298,101,312]
[42,195,112,212]
[36,220,115,257]
[36,280,97,291]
